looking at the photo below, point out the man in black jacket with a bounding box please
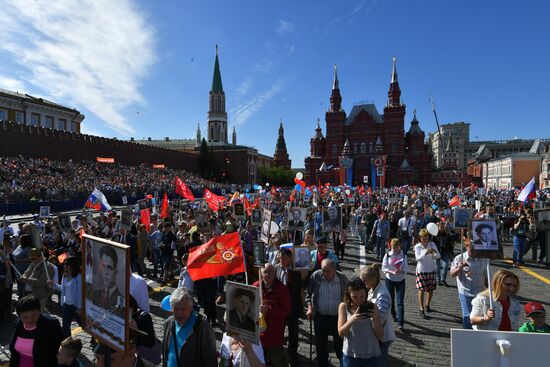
[162,287,217,367]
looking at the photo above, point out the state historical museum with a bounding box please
[304,59,432,187]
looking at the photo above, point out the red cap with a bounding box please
[524,302,545,316]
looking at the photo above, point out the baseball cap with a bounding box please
[524,302,545,317]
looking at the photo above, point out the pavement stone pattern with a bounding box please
[0,233,549,366]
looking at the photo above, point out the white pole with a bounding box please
[40,251,51,283]
[487,261,493,309]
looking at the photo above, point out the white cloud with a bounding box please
[231,79,285,126]
[0,76,27,93]
[277,20,295,34]
[0,0,156,135]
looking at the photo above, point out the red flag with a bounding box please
[449,196,460,207]
[270,186,277,196]
[243,197,252,216]
[175,176,195,202]
[160,193,169,218]
[140,209,150,231]
[187,232,245,281]
[289,190,296,202]
[204,188,226,212]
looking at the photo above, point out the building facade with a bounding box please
[482,153,543,189]
[0,89,84,133]
[273,121,291,169]
[304,60,432,187]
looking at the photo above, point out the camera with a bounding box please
[358,301,374,317]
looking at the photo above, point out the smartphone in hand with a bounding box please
[358,301,374,318]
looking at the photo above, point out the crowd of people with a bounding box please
[0,174,549,366]
[0,156,231,203]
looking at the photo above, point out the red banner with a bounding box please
[96,157,115,163]
[160,193,169,218]
[175,176,195,202]
[187,232,245,281]
[204,188,226,212]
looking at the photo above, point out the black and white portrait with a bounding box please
[471,220,499,250]
[287,207,306,231]
[322,205,342,232]
[251,209,262,225]
[453,208,471,229]
[225,281,260,344]
[233,202,245,218]
[260,209,272,243]
[293,246,311,270]
[39,206,50,218]
[252,241,265,267]
[121,209,133,230]
[57,215,72,233]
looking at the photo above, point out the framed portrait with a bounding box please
[120,209,133,230]
[251,209,262,225]
[252,241,265,267]
[293,246,311,270]
[233,202,245,219]
[388,193,398,204]
[225,281,260,345]
[534,209,550,231]
[82,235,130,353]
[470,219,503,259]
[121,196,128,205]
[322,206,342,233]
[199,200,209,212]
[39,206,50,218]
[30,224,41,249]
[453,208,471,230]
[287,207,306,231]
[260,209,272,244]
[57,215,72,233]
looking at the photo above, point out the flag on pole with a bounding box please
[187,232,245,281]
[140,209,150,231]
[230,191,241,204]
[517,177,536,202]
[204,188,226,212]
[175,176,195,201]
[84,189,111,211]
[160,193,169,218]
[449,196,461,207]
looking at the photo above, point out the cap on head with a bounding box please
[524,301,545,317]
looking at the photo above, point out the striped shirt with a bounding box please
[317,274,342,316]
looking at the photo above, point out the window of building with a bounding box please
[31,113,40,126]
[15,111,24,123]
[332,144,337,154]
[44,116,54,129]
[56,119,66,130]
[353,143,358,154]
[360,142,366,153]
[70,122,77,132]
[391,141,397,152]
[369,142,374,153]
[0,109,7,121]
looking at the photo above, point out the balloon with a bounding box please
[296,172,303,180]
[266,183,270,187]
[161,295,172,311]
[295,184,301,191]
[146,194,153,199]
[345,189,351,195]
[269,221,279,235]
[427,222,439,236]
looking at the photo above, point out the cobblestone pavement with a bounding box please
[1,234,548,366]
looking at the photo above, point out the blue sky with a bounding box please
[1,0,549,168]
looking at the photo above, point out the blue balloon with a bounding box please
[432,204,438,210]
[245,188,249,193]
[295,184,301,191]
[161,295,172,311]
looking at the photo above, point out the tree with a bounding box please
[257,166,294,187]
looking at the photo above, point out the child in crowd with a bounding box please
[57,337,84,367]
[518,302,550,333]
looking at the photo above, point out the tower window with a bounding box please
[332,144,337,154]
[360,143,366,153]
[353,143,358,154]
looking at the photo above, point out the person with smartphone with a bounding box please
[337,278,383,367]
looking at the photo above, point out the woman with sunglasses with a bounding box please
[470,269,521,331]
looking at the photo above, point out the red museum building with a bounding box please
[304,59,432,187]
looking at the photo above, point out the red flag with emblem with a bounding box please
[187,232,245,281]
[160,192,169,218]
[449,196,460,207]
[204,188,226,212]
[175,176,195,202]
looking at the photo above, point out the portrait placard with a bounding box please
[260,209,272,244]
[252,241,265,267]
[534,209,550,231]
[57,215,73,233]
[225,281,260,345]
[293,246,311,270]
[39,206,50,218]
[287,207,306,231]
[453,208,471,229]
[251,209,262,225]
[120,209,133,230]
[322,206,342,233]
[121,196,128,205]
[470,219,503,259]
[233,202,246,219]
[82,235,130,353]
[30,224,42,249]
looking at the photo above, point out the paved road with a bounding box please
[1,234,548,366]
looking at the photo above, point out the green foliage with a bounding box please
[198,138,216,180]
[257,166,294,187]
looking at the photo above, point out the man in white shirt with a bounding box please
[397,210,415,255]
